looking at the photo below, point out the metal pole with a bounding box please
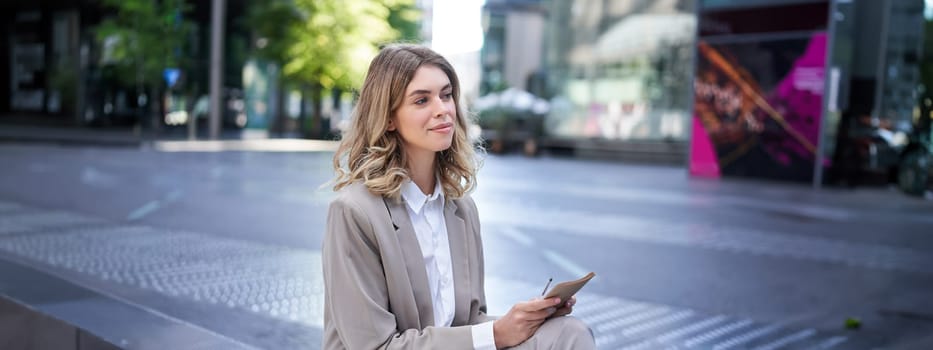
[686,0,701,172]
[813,0,841,189]
[871,0,891,124]
[209,0,226,140]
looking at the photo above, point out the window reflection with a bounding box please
[543,0,696,141]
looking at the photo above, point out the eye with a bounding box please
[414,97,428,105]
[441,92,453,100]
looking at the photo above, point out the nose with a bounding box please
[432,95,451,118]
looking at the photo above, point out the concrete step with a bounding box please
[0,258,254,350]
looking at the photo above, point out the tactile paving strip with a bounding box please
[0,224,326,327]
[484,276,848,350]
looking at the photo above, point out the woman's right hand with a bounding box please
[493,297,562,349]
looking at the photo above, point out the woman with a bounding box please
[324,44,595,350]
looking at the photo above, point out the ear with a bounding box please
[387,115,397,131]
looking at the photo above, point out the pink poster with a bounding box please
[690,32,827,182]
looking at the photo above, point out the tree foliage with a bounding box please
[245,0,302,67]
[95,0,194,88]
[242,0,421,137]
[385,0,422,43]
[285,0,391,90]
[247,0,421,90]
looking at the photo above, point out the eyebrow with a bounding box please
[407,84,452,98]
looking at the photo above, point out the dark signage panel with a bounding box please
[690,1,830,183]
[699,2,829,37]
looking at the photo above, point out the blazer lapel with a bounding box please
[444,199,472,326]
[384,197,435,328]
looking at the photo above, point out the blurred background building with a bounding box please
[480,0,547,95]
[0,0,427,139]
[1,0,253,129]
[478,0,698,161]
[1,0,930,192]
[541,0,694,142]
[478,0,931,191]
[690,0,928,189]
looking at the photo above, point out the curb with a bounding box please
[0,126,143,148]
[0,256,256,350]
[0,295,120,350]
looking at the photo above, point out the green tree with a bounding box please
[95,0,194,130]
[384,0,422,43]
[246,1,302,67]
[247,0,420,138]
[245,0,302,135]
[283,0,393,89]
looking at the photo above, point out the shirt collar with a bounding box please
[401,177,445,214]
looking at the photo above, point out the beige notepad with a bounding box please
[543,272,596,305]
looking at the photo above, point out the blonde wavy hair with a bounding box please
[332,44,480,199]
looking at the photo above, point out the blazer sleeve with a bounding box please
[323,196,477,350]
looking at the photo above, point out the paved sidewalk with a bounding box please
[888,334,933,350]
[0,199,862,350]
[0,124,143,147]
[0,124,341,152]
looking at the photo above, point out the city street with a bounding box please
[0,142,931,349]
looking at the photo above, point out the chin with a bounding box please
[433,141,453,152]
[433,137,454,151]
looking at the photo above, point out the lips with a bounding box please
[430,122,454,132]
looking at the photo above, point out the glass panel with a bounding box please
[543,0,697,141]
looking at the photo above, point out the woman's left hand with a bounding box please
[552,296,576,317]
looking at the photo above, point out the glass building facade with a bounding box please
[478,0,929,178]
[541,0,697,142]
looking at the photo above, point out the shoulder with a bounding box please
[332,182,382,207]
[326,183,387,249]
[328,182,387,220]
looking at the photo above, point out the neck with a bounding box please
[407,149,437,195]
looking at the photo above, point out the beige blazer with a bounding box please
[322,182,494,350]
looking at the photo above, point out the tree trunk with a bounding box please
[271,77,287,136]
[298,84,308,137]
[309,81,323,139]
[326,88,340,139]
[149,85,162,140]
[185,88,196,140]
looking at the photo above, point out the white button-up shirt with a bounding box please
[400,179,495,350]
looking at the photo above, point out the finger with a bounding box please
[524,307,557,321]
[515,308,551,322]
[521,297,562,311]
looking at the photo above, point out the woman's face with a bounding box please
[390,65,456,159]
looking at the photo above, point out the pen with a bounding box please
[541,277,553,296]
